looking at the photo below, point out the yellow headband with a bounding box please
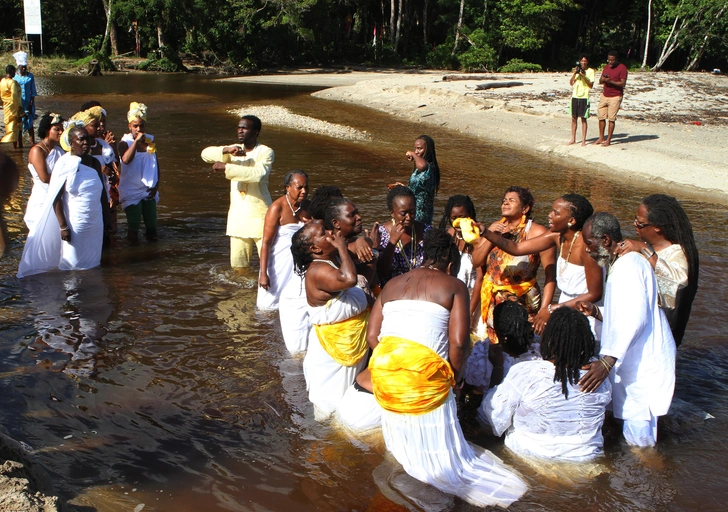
[127,102,148,122]
[70,106,103,126]
[60,120,85,152]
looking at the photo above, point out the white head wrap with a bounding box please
[13,51,28,66]
[60,120,86,152]
[127,102,148,122]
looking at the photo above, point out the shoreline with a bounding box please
[224,70,728,203]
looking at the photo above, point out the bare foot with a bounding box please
[566,140,576,146]
[602,141,611,147]
[581,141,587,147]
[595,138,605,145]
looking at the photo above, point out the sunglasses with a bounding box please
[634,217,652,229]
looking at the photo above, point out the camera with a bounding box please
[574,62,584,74]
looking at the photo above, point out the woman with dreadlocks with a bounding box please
[616,194,698,346]
[479,306,611,461]
[366,228,527,508]
[291,222,371,420]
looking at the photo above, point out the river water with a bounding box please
[0,74,726,511]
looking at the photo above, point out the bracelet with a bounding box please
[640,242,655,259]
[547,304,553,314]
[60,227,70,232]
[599,357,613,372]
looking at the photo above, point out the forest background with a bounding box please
[0,0,726,73]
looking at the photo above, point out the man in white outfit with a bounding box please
[201,115,274,268]
[578,212,676,447]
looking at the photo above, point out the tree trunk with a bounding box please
[423,0,428,45]
[101,0,112,55]
[390,0,396,44]
[109,21,119,56]
[157,24,166,49]
[452,0,465,56]
[640,0,652,70]
[651,15,685,71]
[394,0,403,51]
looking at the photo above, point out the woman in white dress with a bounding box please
[257,170,309,312]
[480,306,611,462]
[24,112,65,230]
[366,228,527,508]
[18,126,108,277]
[291,222,372,420]
[616,194,698,346]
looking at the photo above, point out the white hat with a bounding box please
[13,51,28,66]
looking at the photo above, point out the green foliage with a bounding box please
[73,53,117,72]
[498,58,543,72]
[494,0,577,52]
[456,29,497,72]
[426,44,459,69]
[138,55,187,72]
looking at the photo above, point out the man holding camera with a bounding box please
[596,51,628,147]
[568,54,595,146]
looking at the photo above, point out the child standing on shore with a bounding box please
[118,102,159,244]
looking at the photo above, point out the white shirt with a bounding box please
[480,360,611,461]
[600,252,676,421]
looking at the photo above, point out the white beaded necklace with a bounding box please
[286,193,301,216]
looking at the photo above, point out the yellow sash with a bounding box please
[314,308,370,366]
[370,336,455,415]
[480,277,537,325]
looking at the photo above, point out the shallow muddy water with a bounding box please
[0,74,726,511]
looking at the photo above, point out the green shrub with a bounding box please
[498,58,542,73]
[426,44,458,70]
[138,49,186,72]
[457,44,496,72]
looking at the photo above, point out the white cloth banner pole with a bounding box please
[24,0,43,35]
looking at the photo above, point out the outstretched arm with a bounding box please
[482,229,559,256]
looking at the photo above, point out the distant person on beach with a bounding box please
[577,213,675,448]
[201,115,274,268]
[118,102,160,244]
[568,54,595,146]
[1,65,24,148]
[13,52,37,146]
[389,135,440,224]
[596,51,628,147]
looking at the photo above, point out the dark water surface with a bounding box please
[1,74,726,511]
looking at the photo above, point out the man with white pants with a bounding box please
[578,212,676,447]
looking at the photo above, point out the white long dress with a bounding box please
[257,222,301,311]
[303,286,368,420]
[279,272,310,354]
[377,300,528,508]
[118,133,158,210]
[479,360,611,461]
[18,154,104,278]
[24,145,64,230]
[557,255,603,340]
[92,137,116,200]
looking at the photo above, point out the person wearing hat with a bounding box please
[13,52,37,146]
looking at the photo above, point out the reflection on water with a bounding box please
[0,74,726,511]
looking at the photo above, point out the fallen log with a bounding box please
[442,74,497,82]
[475,81,526,90]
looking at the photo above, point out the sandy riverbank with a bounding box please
[225,69,728,201]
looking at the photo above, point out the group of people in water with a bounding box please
[216,118,697,506]
[3,95,699,507]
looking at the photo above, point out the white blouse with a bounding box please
[479,360,611,461]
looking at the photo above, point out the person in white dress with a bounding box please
[291,222,372,420]
[366,228,527,508]
[578,213,676,448]
[480,306,611,461]
[257,170,310,311]
[616,194,698,346]
[18,126,108,277]
[24,113,65,230]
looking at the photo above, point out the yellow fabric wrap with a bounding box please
[70,106,103,126]
[314,308,370,366]
[370,336,455,415]
[480,277,537,326]
[127,101,148,122]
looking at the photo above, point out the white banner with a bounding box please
[23,0,43,35]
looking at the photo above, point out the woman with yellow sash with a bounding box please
[366,228,527,508]
[292,221,372,421]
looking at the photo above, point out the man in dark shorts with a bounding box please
[596,51,628,147]
[568,54,595,146]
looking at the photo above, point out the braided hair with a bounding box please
[290,223,318,277]
[387,184,416,211]
[493,301,533,357]
[540,307,596,399]
[308,185,343,221]
[439,194,477,230]
[422,228,460,276]
[642,194,699,345]
[560,193,594,230]
[323,197,353,231]
[416,135,440,195]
